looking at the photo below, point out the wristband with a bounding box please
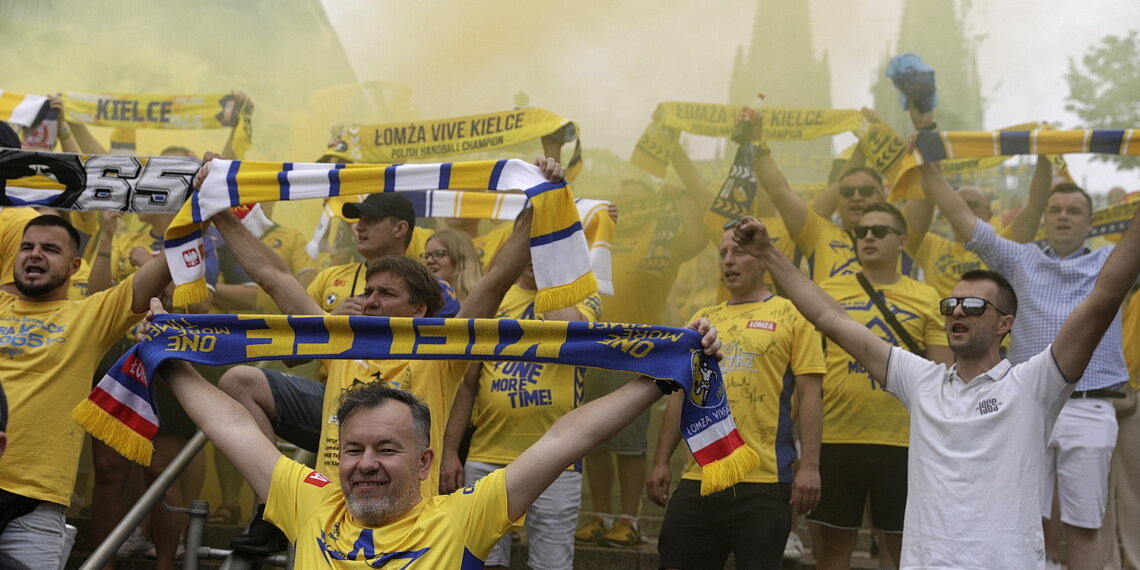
[654,379,680,395]
[917,122,938,131]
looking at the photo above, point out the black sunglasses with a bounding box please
[939,297,1009,316]
[853,225,901,239]
[839,184,880,198]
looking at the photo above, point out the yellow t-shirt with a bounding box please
[243,225,318,314]
[0,208,41,287]
[908,231,988,298]
[110,229,163,284]
[794,209,862,283]
[0,280,139,505]
[603,194,697,325]
[266,457,520,567]
[681,298,826,483]
[68,258,92,300]
[307,262,368,312]
[473,224,513,269]
[818,274,947,447]
[317,358,468,498]
[407,226,436,262]
[467,286,601,465]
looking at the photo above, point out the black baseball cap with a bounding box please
[342,193,416,229]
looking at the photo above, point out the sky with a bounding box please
[322,0,1140,194]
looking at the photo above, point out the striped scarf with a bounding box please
[74,314,759,495]
[631,102,864,177]
[866,123,1077,201]
[0,90,49,128]
[168,158,597,313]
[703,142,758,236]
[313,192,616,294]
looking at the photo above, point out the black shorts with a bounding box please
[263,368,324,453]
[658,479,792,570]
[807,443,907,532]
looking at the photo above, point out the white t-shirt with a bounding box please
[884,346,1074,569]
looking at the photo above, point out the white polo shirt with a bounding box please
[884,346,1075,569]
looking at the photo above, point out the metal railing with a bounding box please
[78,430,295,570]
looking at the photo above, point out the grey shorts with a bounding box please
[264,368,324,453]
[583,368,648,454]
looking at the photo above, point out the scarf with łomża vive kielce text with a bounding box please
[73,314,759,495]
[631,102,864,177]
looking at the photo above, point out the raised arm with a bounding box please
[504,319,720,521]
[1052,204,1140,381]
[1004,155,1052,243]
[211,208,322,315]
[732,216,893,383]
[918,161,977,242]
[902,197,935,252]
[755,150,809,238]
[147,300,281,499]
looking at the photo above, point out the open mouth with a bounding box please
[950,322,969,333]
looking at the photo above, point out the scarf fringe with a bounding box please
[71,399,154,465]
[534,271,597,314]
[699,444,761,495]
[172,277,209,309]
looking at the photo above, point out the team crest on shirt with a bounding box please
[747,320,777,331]
[303,471,331,487]
[325,293,338,306]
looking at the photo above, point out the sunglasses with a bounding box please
[420,249,449,261]
[839,184,880,198]
[939,297,1009,316]
[853,225,901,239]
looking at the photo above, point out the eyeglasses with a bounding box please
[420,249,449,261]
[853,225,901,239]
[939,297,1009,316]
[839,185,880,198]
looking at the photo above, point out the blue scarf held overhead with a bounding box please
[73,314,759,495]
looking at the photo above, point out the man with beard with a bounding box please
[0,214,170,568]
[146,302,720,567]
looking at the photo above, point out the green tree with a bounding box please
[1066,31,1140,171]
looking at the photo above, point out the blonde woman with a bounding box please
[421,229,483,301]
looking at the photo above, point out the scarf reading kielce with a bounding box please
[62,91,254,159]
[168,158,597,313]
[74,314,759,495]
[631,102,864,177]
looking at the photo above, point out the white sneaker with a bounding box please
[116,527,154,558]
[784,531,804,562]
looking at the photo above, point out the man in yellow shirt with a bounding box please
[206,156,562,555]
[809,202,952,567]
[647,228,825,568]
[0,214,170,568]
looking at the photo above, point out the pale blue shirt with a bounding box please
[966,221,1126,390]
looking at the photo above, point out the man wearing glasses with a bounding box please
[727,193,1140,568]
[802,201,952,567]
[915,156,1127,570]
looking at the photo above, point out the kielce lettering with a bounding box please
[467,112,524,136]
[95,98,173,123]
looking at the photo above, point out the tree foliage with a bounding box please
[1066,31,1140,171]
